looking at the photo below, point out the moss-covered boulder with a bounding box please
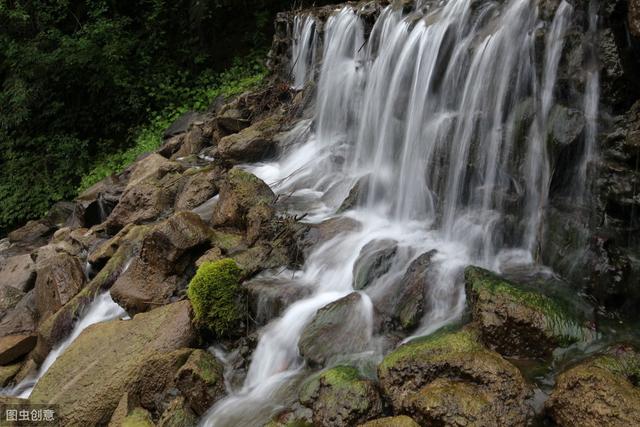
[298,292,372,366]
[187,258,244,337]
[217,113,283,164]
[175,349,225,415]
[30,301,195,425]
[464,266,588,358]
[378,328,531,426]
[212,168,276,244]
[357,415,419,427]
[545,345,640,427]
[157,396,198,427]
[299,365,383,427]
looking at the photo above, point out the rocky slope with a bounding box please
[0,0,639,426]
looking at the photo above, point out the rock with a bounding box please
[378,328,531,426]
[0,334,36,365]
[352,239,398,290]
[34,253,87,321]
[546,345,640,427]
[630,0,640,38]
[0,291,37,338]
[0,286,25,319]
[299,217,362,252]
[0,362,21,387]
[357,416,419,427]
[7,220,53,247]
[299,366,383,427]
[265,405,313,427]
[298,292,372,366]
[377,251,436,331]
[30,301,196,426]
[0,254,36,292]
[161,126,209,161]
[88,223,137,267]
[111,212,212,314]
[216,108,251,135]
[104,154,184,234]
[245,276,311,325]
[163,111,206,140]
[175,349,225,415]
[212,168,276,243]
[44,201,77,227]
[174,166,222,211]
[217,114,283,164]
[465,266,588,358]
[76,175,125,227]
[338,176,370,213]
[122,407,155,426]
[157,396,198,427]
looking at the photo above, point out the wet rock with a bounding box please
[546,345,640,426]
[352,239,398,290]
[299,365,383,427]
[75,175,125,227]
[465,266,588,358]
[212,168,276,243]
[265,405,313,427]
[0,334,36,365]
[7,220,54,248]
[111,212,212,314]
[357,415,419,427]
[0,254,36,292]
[174,166,223,211]
[34,253,87,321]
[298,217,362,252]
[30,301,196,426]
[104,154,185,234]
[217,113,283,164]
[175,349,225,415]
[245,276,311,325]
[378,328,531,426]
[298,292,371,366]
[338,176,370,213]
[378,250,436,332]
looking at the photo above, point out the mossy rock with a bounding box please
[0,362,21,387]
[175,349,226,415]
[357,415,419,427]
[187,258,244,337]
[464,266,589,358]
[157,396,198,427]
[122,407,155,427]
[299,365,383,427]
[378,327,531,426]
[546,345,640,427]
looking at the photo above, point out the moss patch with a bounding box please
[187,258,243,337]
[122,407,154,427]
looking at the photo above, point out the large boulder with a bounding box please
[7,220,54,248]
[299,366,383,427]
[0,254,36,292]
[0,291,37,339]
[0,334,37,365]
[175,349,225,415]
[212,168,276,243]
[104,154,185,234]
[217,114,283,164]
[298,292,372,366]
[111,212,212,314]
[378,328,532,426]
[33,253,86,321]
[174,165,223,211]
[30,301,196,425]
[546,345,640,426]
[464,266,589,358]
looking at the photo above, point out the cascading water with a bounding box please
[290,15,318,90]
[1,292,126,398]
[201,0,597,425]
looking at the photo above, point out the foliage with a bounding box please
[0,0,323,234]
[187,258,243,337]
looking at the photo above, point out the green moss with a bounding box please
[300,365,366,404]
[592,350,640,385]
[211,230,244,253]
[227,168,273,205]
[464,266,584,346]
[380,327,482,372]
[187,258,243,337]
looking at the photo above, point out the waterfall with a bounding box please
[201,0,594,425]
[290,15,318,90]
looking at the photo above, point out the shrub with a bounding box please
[187,258,243,337]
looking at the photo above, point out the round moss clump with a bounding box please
[187,258,243,337]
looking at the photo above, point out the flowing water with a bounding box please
[201,0,598,425]
[2,292,126,398]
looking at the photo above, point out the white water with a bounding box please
[290,15,317,89]
[4,292,126,398]
[201,0,595,425]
